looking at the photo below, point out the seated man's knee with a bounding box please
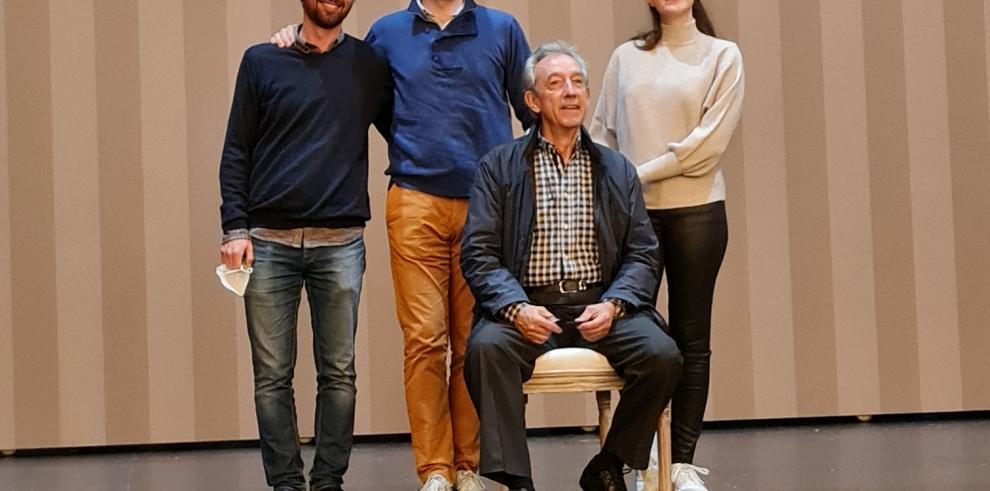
[641,328,683,379]
[466,320,513,365]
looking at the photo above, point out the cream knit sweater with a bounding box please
[591,20,745,210]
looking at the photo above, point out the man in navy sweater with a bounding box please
[219,1,391,490]
[273,2,532,490]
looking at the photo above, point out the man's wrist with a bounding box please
[501,302,530,324]
[604,298,626,319]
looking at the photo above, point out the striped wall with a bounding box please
[1,0,989,450]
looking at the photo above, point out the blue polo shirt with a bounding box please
[366,0,533,198]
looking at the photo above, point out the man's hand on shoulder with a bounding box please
[270,24,299,48]
[513,304,562,345]
[575,302,619,343]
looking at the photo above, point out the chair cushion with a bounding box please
[523,348,625,394]
[532,347,613,373]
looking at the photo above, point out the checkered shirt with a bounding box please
[523,133,602,287]
[501,133,628,324]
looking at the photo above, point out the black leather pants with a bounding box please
[648,201,728,464]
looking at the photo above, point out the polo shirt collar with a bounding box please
[407,0,477,18]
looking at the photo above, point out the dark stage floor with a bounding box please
[2,417,989,490]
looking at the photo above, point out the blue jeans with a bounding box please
[244,237,365,489]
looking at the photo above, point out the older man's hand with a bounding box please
[514,305,562,345]
[576,302,618,343]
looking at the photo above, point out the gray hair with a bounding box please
[522,41,590,92]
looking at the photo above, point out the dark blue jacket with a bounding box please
[365,0,533,198]
[461,127,662,324]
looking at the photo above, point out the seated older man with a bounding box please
[460,41,683,491]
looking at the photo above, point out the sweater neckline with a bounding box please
[661,19,700,46]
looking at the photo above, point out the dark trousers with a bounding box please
[464,299,682,486]
[648,201,728,464]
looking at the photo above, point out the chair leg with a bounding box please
[658,403,672,491]
[595,390,612,447]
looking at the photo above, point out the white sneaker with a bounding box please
[671,463,710,491]
[455,469,486,491]
[421,473,453,491]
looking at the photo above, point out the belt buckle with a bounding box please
[558,279,584,294]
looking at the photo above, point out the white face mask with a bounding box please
[215,264,254,297]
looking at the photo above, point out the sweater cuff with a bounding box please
[223,217,249,233]
[222,228,250,243]
[637,152,682,183]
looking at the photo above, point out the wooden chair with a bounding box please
[522,347,672,491]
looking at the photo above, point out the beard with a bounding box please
[302,0,352,30]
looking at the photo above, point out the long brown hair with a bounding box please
[634,0,717,51]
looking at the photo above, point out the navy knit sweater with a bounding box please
[365,0,533,198]
[219,36,392,232]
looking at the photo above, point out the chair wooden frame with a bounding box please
[522,347,673,491]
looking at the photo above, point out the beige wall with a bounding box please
[1,0,989,450]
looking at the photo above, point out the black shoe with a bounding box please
[578,460,627,491]
[310,486,342,491]
[274,487,304,491]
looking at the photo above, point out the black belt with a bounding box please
[525,280,603,306]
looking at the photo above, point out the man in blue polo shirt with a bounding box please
[273,1,532,490]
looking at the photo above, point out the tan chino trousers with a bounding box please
[386,185,480,483]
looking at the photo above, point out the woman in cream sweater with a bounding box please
[591,1,744,490]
